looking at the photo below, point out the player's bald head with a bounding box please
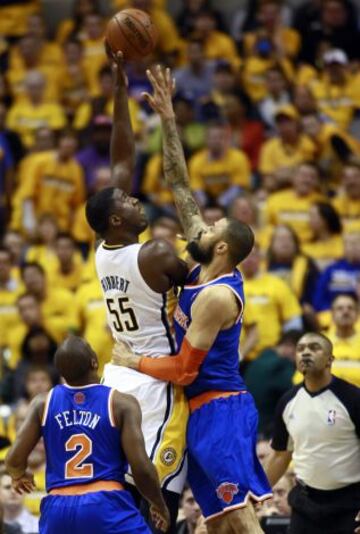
[55,336,98,384]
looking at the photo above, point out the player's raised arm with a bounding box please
[142,66,207,242]
[107,45,135,194]
[113,391,170,532]
[5,395,45,494]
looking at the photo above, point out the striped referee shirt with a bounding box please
[271,376,360,490]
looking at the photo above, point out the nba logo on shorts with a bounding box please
[216,482,239,504]
[327,409,336,425]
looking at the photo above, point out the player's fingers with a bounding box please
[146,69,161,91]
[156,64,165,84]
[115,50,124,63]
[141,92,156,109]
[165,67,172,88]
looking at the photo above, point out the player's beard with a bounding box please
[186,240,216,265]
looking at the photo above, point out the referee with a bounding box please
[266,332,360,534]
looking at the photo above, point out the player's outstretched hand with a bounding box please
[104,40,128,88]
[112,341,139,370]
[142,65,176,119]
[150,503,170,532]
[12,471,35,495]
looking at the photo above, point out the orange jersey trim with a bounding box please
[49,480,123,496]
[189,390,246,413]
[139,337,207,386]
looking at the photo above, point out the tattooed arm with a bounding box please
[142,66,207,242]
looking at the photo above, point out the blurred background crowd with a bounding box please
[0,0,360,532]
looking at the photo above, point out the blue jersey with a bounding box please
[42,384,127,491]
[174,266,246,399]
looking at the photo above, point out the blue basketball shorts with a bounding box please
[39,489,151,534]
[187,392,272,521]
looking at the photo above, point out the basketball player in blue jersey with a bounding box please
[85,47,189,533]
[5,336,169,534]
[113,66,272,533]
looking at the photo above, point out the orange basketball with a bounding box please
[105,8,158,61]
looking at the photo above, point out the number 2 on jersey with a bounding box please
[65,434,93,479]
[106,297,139,332]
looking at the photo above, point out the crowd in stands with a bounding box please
[0,0,360,531]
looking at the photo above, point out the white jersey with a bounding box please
[96,241,188,494]
[95,242,175,356]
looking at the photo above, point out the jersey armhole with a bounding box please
[212,283,244,324]
[41,388,54,427]
[108,388,117,428]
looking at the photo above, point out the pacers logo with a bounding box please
[160,447,177,466]
[216,482,239,504]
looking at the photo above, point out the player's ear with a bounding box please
[91,357,99,371]
[215,241,228,256]
[110,214,122,227]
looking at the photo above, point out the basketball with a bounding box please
[105,8,158,61]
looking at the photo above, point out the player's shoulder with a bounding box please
[196,284,235,308]
[140,239,179,262]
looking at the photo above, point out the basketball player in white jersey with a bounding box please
[85,48,188,533]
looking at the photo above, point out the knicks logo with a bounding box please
[160,447,177,466]
[74,392,85,404]
[173,305,189,330]
[216,482,239,504]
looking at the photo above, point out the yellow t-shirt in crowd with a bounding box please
[259,135,316,175]
[243,28,300,59]
[302,235,344,271]
[264,189,324,243]
[0,0,39,37]
[242,56,294,102]
[20,151,85,230]
[75,279,113,374]
[203,31,241,69]
[332,193,360,233]
[6,101,67,147]
[82,37,108,96]
[310,75,360,130]
[189,148,251,198]
[73,97,142,135]
[142,154,173,205]
[0,281,23,354]
[41,287,79,343]
[294,331,360,386]
[46,257,85,293]
[9,40,64,71]
[242,272,302,360]
[6,65,61,104]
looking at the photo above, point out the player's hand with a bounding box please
[12,471,35,495]
[104,40,128,88]
[112,341,140,370]
[150,503,170,532]
[142,65,176,119]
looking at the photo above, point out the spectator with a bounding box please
[264,162,323,243]
[2,231,26,269]
[298,0,360,64]
[313,232,360,312]
[192,10,240,68]
[0,0,39,39]
[228,193,272,251]
[176,486,201,534]
[6,71,66,148]
[244,331,301,436]
[0,472,38,533]
[259,106,316,186]
[176,0,225,38]
[0,248,22,354]
[81,13,107,96]
[174,39,215,101]
[58,39,89,119]
[332,161,360,233]
[258,66,291,130]
[293,0,358,35]
[189,120,251,207]
[20,130,85,232]
[25,215,59,270]
[266,332,360,534]
[303,202,343,271]
[293,85,318,116]
[222,93,264,171]
[56,0,100,45]
[22,365,54,401]
[256,439,272,466]
[272,474,293,516]
[47,233,84,292]
[21,262,78,343]
[310,49,360,130]
[243,0,301,60]
[241,244,303,361]
[77,115,111,191]
[301,113,360,181]
[266,225,319,305]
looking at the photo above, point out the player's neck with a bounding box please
[104,231,139,247]
[198,260,233,284]
[69,373,101,387]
